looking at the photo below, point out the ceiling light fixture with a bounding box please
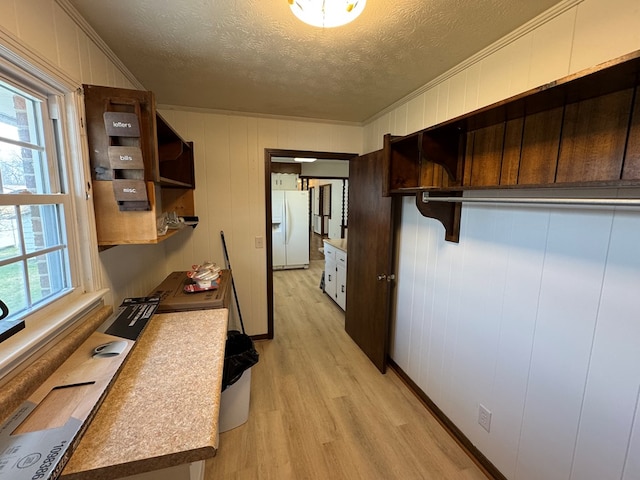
[294,157,317,162]
[288,0,366,28]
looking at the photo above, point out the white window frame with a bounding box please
[0,46,106,383]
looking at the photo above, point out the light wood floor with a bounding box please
[206,260,489,480]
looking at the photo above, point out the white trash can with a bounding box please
[218,368,251,433]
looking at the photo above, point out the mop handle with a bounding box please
[220,231,246,334]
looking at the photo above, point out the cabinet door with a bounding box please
[282,174,299,189]
[324,259,337,298]
[336,263,346,310]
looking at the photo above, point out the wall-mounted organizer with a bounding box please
[103,111,149,211]
[383,49,640,242]
[83,85,196,246]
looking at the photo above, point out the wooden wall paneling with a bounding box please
[247,117,267,337]
[392,198,419,370]
[622,88,640,180]
[462,131,475,186]
[517,106,563,185]
[448,71,468,120]
[440,165,450,189]
[468,123,505,187]
[420,161,435,188]
[556,89,633,183]
[623,388,640,480]
[228,117,252,331]
[205,115,232,266]
[415,208,442,399]
[570,0,640,74]
[405,209,430,382]
[484,208,548,478]
[445,204,508,439]
[87,41,110,85]
[389,134,420,190]
[0,0,17,35]
[184,112,209,266]
[500,117,525,186]
[426,231,465,413]
[528,7,575,88]
[53,3,82,80]
[570,211,640,479]
[15,0,57,63]
[407,94,426,134]
[515,210,613,480]
[421,128,463,186]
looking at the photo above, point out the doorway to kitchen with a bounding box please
[264,149,356,339]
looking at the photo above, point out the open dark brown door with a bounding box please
[345,149,394,373]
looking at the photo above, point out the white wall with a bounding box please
[156,109,362,334]
[364,0,640,479]
[308,178,347,239]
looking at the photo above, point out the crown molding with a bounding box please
[363,0,584,126]
[157,103,363,127]
[55,0,144,90]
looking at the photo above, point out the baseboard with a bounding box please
[387,358,508,480]
[251,333,271,341]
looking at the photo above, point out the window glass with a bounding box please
[0,79,71,324]
[0,82,51,195]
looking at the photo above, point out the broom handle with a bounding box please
[220,231,246,334]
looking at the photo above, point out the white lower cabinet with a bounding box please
[336,262,346,310]
[323,241,346,311]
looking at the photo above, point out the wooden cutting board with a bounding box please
[0,332,135,480]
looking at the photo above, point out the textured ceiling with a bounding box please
[68,0,564,123]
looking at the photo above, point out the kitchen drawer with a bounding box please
[324,242,336,261]
[335,249,347,267]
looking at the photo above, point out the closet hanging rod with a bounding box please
[420,192,640,209]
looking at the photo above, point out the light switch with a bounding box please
[255,236,264,249]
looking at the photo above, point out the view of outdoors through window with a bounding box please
[0,79,70,322]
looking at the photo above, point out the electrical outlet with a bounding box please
[255,236,264,249]
[478,404,492,432]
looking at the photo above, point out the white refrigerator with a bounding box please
[272,190,309,269]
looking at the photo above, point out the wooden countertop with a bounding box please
[61,309,229,480]
[323,238,347,253]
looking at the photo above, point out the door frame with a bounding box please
[264,148,358,339]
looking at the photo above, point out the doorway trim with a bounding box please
[264,148,358,339]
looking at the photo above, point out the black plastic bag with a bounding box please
[222,330,259,391]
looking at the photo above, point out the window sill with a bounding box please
[0,289,110,384]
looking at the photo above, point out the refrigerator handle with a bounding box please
[285,197,290,245]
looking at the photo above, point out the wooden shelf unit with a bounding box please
[384,50,640,241]
[83,85,196,246]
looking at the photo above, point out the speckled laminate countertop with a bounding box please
[60,308,229,480]
[323,238,347,253]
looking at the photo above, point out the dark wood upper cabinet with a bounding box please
[83,84,196,246]
[384,50,640,242]
[385,49,640,195]
[83,84,195,189]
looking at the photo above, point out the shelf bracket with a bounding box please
[415,191,462,243]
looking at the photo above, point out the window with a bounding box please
[0,79,71,326]
[0,50,103,378]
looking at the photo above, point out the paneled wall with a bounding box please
[363,0,640,478]
[157,109,361,334]
[0,0,167,309]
